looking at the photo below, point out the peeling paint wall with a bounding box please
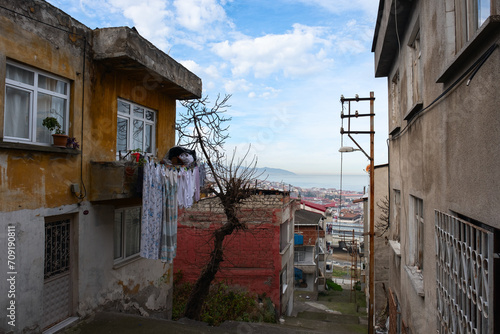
[0,1,201,332]
[373,1,500,333]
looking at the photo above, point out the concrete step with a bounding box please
[283,311,367,334]
[295,310,361,323]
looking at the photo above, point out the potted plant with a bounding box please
[42,116,68,147]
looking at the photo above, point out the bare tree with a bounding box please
[375,195,390,236]
[176,94,260,320]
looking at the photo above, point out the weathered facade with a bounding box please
[373,1,500,333]
[0,0,201,332]
[174,192,296,316]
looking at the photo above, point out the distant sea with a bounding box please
[262,173,369,192]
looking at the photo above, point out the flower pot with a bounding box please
[52,134,69,147]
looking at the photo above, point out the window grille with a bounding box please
[435,211,494,334]
[44,219,71,279]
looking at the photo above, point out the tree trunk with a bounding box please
[183,203,243,320]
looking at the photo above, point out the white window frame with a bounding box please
[4,61,70,145]
[116,98,156,158]
[408,195,424,270]
[114,207,142,265]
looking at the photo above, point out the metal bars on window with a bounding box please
[435,211,493,334]
[44,219,71,280]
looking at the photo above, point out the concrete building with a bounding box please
[293,209,327,293]
[372,1,500,333]
[0,0,201,332]
[174,191,297,317]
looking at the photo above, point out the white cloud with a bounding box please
[173,0,229,31]
[224,79,251,94]
[104,0,173,50]
[212,24,333,78]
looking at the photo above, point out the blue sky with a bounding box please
[48,0,388,175]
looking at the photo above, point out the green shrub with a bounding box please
[172,273,277,326]
[326,280,343,291]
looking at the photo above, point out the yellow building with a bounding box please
[0,0,201,332]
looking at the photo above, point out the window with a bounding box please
[114,207,141,263]
[280,267,288,294]
[389,71,400,132]
[280,219,291,252]
[116,99,156,156]
[294,247,306,263]
[407,22,422,108]
[435,211,497,333]
[408,196,423,270]
[393,190,401,241]
[4,62,69,144]
[455,0,491,50]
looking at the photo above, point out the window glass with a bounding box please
[6,64,34,85]
[117,117,128,153]
[5,86,30,139]
[4,63,69,145]
[132,120,144,151]
[38,75,67,95]
[114,207,141,263]
[133,106,144,118]
[478,0,489,27]
[125,207,141,257]
[37,93,66,142]
[118,100,130,114]
[145,124,153,153]
[116,99,156,156]
[114,212,123,260]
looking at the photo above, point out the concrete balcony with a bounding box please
[89,161,142,202]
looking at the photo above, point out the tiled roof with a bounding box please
[300,200,327,212]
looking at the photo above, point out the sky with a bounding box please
[48,0,388,175]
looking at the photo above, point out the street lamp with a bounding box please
[338,146,360,153]
[339,92,375,334]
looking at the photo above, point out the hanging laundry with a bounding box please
[160,167,178,263]
[140,161,163,260]
[140,157,202,261]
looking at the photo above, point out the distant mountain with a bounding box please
[255,167,296,175]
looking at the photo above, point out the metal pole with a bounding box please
[368,91,375,334]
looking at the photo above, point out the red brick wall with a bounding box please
[295,226,325,246]
[174,200,284,310]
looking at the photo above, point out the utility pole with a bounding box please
[339,92,375,334]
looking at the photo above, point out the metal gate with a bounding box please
[42,218,72,329]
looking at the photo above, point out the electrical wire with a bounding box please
[391,42,498,142]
